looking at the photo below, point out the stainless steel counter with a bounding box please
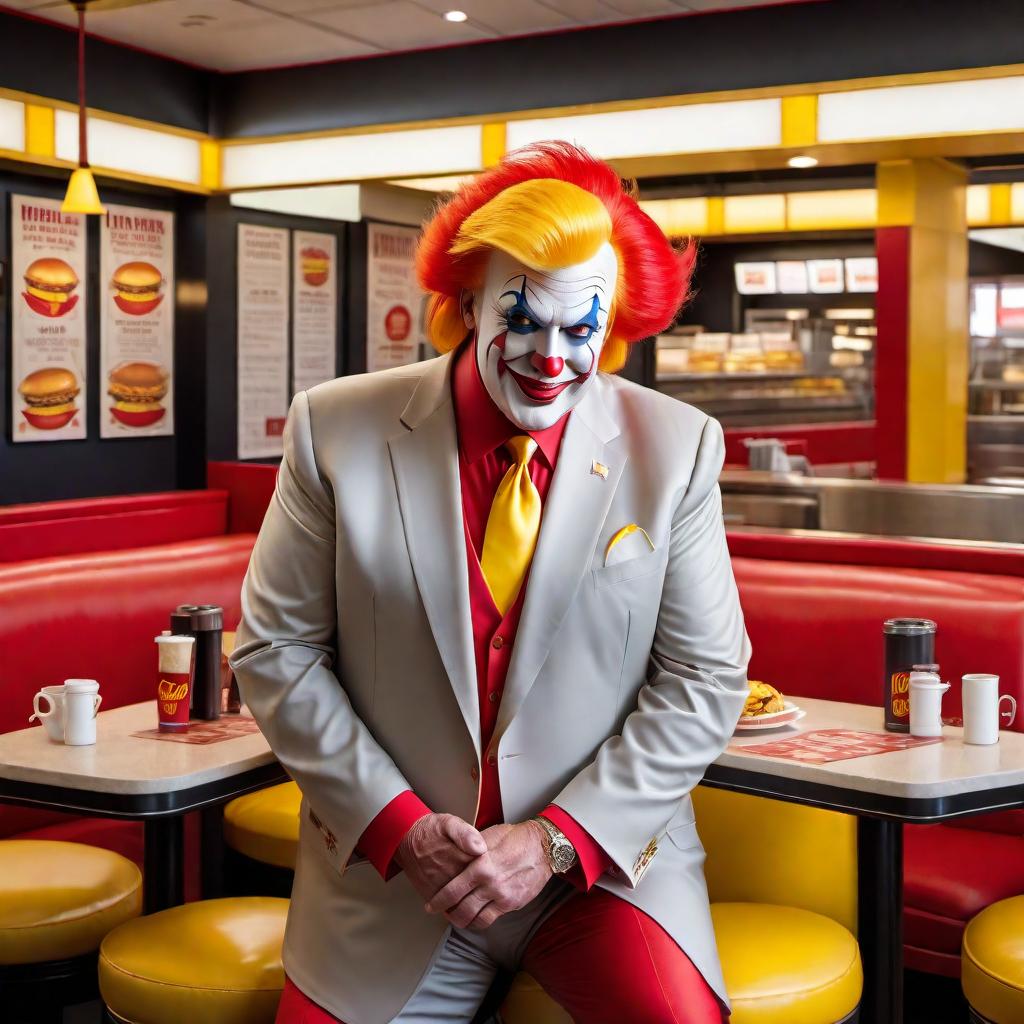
[720,470,1024,544]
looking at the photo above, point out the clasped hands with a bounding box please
[395,813,552,931]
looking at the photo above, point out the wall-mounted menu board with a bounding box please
[237,223,289,459]
[366,222,423,373]
[292,230,337,395]
[100,204,175,439]
[734,261,777,295]
[10,195,88,443]
[807,259,845,294]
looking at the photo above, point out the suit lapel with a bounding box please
[494,379,626,741]
[388,355,480,757]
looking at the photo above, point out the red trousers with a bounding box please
[276,888,726,1024]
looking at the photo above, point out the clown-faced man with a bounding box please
[233,143,751,1024]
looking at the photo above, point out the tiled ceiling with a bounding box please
[3,0,801,72]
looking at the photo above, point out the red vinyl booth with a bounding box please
[0,535,255,867]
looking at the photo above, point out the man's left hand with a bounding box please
[424,821,552,931]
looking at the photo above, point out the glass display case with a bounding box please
[655,305,875,426]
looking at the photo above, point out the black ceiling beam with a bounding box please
[215,0,1024,139]
[0,10,210,134]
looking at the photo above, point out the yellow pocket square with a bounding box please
[604,523,655,566]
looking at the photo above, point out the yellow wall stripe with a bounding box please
[481,122,507,167]
[200,139,221,191]
[781,94,817,149]
[990,183,1013,224]
[24,104,54,158]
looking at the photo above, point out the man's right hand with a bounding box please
[394,813,487,904]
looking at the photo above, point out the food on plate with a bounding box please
[22,257,80,318]
[300,247,330,287]
[111,261,164,315]
[108,361,169,427]
[19,367,80,430]
[742,680,785,718]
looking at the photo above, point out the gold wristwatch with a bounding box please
[531,815,578,874]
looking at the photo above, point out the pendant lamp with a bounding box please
[62,1,105,215]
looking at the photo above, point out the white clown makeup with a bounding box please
[464,245,619,431]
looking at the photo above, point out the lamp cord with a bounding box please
[76,2,88,167]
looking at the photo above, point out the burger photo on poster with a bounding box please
[300,247,330,287]
[22,258,80,318]
[108,361,169,428]
[111,261,164,316]
[18,367,80,430]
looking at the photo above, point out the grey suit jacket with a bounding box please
[231,352,751,1024]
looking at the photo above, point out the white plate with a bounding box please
[735,705,807,733]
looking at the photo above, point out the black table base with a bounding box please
[857,818,903,1024]
[144,817,185,914]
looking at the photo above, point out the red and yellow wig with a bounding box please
[416,141,696,373]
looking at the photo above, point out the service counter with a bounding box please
[720,470,1024,544]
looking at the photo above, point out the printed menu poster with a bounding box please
[99,204,175,438]
[844,257,878,293]
[292,231,337,394]
[10,195,88,443]
[237,224,289,459]
[366,222,424,372]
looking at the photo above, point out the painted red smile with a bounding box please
[504,365,582,404]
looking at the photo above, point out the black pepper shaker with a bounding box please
[883,618,936,732]
[171,604,224,720]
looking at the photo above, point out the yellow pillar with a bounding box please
[875,158,968,483]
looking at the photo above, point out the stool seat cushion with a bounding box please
[0,839,142,965]
[962,894,1024,1024]
[99,897,288,1024]
[224,782,301,869]
[712,903,862,1024]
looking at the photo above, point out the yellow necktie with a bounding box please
[480,436,542,616]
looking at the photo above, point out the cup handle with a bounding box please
[999,694,1017,728]
[32,693,53,720]
[92,694,103,718]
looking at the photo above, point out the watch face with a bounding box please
[551,839,576,873]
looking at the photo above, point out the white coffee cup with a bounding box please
[63,679,102,746]
[962,674,1017,745]
[909,670,950,738]
[30,684,67,742]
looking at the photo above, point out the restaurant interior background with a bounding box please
[4,2,1024,1024]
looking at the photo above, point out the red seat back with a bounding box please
[0,490,229,562]
[0,535,255,738]
[732,555,1024,727]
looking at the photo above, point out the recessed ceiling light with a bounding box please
[444,10,468,22]
[788,155,819,169]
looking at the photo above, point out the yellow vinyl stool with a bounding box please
[224,781,301,869]
[0,839,142,1019]
[0,839,141,965]
[99,896,288,1024]
[712,903,862,1024]
[962,894,1024,1024]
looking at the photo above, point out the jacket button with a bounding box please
[491,636,504,650]
[487,753,497,767]
[489,691,499,703]
[470,766,479,781]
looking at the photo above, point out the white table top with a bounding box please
[0,703,275,795]
[721,697,1024,801]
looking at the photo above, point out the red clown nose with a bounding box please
[532,353,565,378]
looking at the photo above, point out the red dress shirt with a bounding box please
[357,345,610,889]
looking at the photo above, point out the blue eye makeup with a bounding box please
[499,284,542,335]
[498,283,603,342]
[563,295,602,344]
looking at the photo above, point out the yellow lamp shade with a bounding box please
[62,166,105,215]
